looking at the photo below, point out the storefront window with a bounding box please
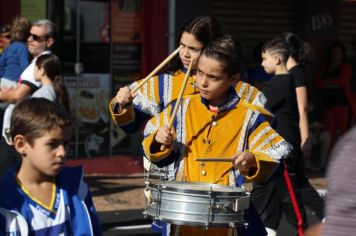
[47,0,143,159]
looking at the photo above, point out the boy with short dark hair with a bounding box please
[261,38,300,151]
[256,37,303,236]
[0,98,102,235]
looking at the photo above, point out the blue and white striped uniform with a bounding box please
[0,165,102,236]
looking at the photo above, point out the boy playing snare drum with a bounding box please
[142,35,291,235]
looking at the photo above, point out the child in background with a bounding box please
[0,98,102,235]
[110,16,223,132]
[2,53,69,145]
[246,42,272,90]
[32,53,70,112]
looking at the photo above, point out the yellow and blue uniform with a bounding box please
[109,69,197,131]
[109,70,269,132]
[109,71,272,180]
[142,88,291,235]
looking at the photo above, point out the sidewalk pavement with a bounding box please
[85,174,158,235]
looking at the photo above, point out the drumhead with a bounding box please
[148,181,245,196]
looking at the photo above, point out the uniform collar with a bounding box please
[200,87,240,113]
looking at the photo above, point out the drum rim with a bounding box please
[148,181,246,196]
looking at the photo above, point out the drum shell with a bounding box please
[145,182,249,227]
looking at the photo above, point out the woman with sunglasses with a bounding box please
[0,25,11,55]
[0,16,31,89]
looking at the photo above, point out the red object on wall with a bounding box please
[0,0,20,26]
[142,0,169,77]
[66,155,144,175]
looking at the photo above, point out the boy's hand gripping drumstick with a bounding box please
[160,60,194,151]
[131,46,182,93]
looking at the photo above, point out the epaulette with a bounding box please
[241,100,274,123]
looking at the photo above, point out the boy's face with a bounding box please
[261,50,278,74]
[196,54,237,106]
[22,126,71,177]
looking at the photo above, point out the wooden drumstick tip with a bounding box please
[131,46,182,93]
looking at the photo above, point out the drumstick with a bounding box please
[131,46,182,93]
[195,158,233,162]
[160,60,194,151]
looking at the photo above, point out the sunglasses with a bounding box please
[29,33,47,42]
[2,34,10,40]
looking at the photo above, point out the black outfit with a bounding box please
[289,64,305,87]
[263,73,300,149]
[250,73,307,231]
[289,65,325,220]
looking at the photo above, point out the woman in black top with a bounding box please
[284,32,325,223]
[284,33,311,158]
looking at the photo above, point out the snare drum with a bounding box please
[144,181,249,228]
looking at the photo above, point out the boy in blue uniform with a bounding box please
[0,98,102,235]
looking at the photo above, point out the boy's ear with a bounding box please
[13,135,27,155]
[273,54,282,65]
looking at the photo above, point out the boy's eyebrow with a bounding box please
[198,68,225,80]
[47,136,65,143]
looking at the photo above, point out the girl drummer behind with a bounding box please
[109,16,223,132]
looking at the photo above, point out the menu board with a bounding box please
[64,74,111,158]
[111,0,143,85]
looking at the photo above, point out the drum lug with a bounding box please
[233,195,250,212]
[244,222,249,229]
[144,189,153,204]
[210,203,234,212]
